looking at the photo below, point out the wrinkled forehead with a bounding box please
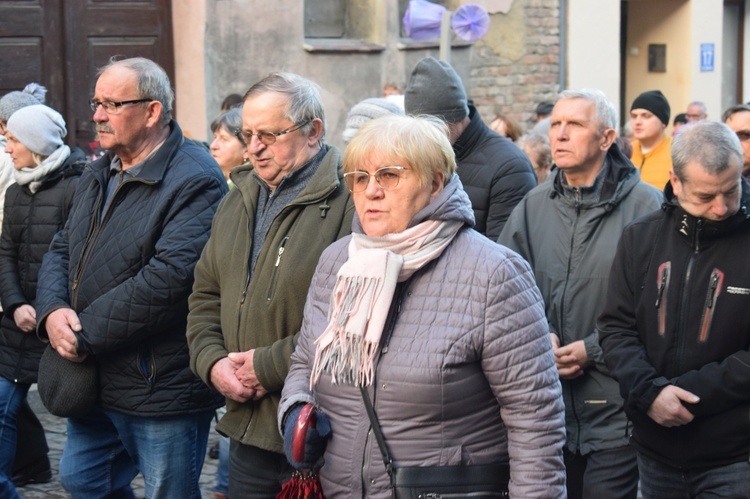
[95,66,139,98]
[241,91,291,129]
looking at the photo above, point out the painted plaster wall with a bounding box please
[172,0,561,145]
[688,0,723,120]
[567,0,621,114]
[172,0,207,140]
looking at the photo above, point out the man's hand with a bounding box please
[229,349,269,400]
[647,385,699,427]
[210,357,256,403]
[46,308,87,362]
[550,334,588,380]
[13,305,37,333]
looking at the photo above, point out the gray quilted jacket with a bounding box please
[280,175,566,499]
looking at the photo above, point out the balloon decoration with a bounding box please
[403,0,491,43]
[403,0,446,40]
[451,3,490,43]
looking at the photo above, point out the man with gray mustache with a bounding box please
[35,56,227,498]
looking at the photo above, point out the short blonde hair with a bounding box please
[343,114,456,188]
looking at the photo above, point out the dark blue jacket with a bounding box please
[36,121,227,416]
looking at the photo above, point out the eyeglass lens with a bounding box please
[344,167,404,192]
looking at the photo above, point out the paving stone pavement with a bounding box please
[18,386,221,499]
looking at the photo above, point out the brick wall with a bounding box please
[469,0,560,134]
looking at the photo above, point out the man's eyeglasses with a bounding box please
[235,119,311,146]
[343,166,407,193]
[735,130,750,142]
[89,99,152,114]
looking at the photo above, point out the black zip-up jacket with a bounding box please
[452,104,536,239]
[0,148,85,384]
[35,121,228,416]
[598,179,750,469]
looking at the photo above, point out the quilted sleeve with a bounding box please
[482,250,566,498]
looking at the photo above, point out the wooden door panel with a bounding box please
[0,0,173,152]
[0,0,65,113]
[65,0,174,149]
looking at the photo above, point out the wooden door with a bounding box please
[0,0,174,152]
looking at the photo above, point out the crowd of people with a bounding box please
[0,53,747,499]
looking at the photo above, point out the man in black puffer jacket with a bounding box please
[35,57,227,498]
[404,57,536,239]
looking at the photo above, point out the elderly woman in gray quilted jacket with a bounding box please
[278,115,566,498]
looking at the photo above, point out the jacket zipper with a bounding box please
[655,262,671,336]
[72,173,154,307]
[698,269,723,343]
[266,236,289,301]
[676,220,702,373]
[71,190,105,308]
[239,188,334,307]
[560,198,582,449]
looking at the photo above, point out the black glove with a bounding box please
[282,403,332,470]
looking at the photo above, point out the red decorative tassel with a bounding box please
[277,470,325,499]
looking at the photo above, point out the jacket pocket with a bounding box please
[136,346,156,389]
[655,262,671,336]
[699,269,724,343]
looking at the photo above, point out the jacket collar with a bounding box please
[231,144,344,204]
[550,143,642,208]
[452,104,494,161]
[663,177,750,244]
[91,120,183,184]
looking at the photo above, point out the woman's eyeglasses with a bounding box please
[234,119,311,146]
[343,166,406,193]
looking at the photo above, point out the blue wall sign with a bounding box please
[700,43,714,72]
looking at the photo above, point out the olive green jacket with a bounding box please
[187,146,354,452]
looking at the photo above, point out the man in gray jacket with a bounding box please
[498,88,663,499]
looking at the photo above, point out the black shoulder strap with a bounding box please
[360,386,393,481]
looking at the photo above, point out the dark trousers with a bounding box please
[638,452,750,499]
[229,440,293,499]
[12,399,49,475]
[564,445,638,499]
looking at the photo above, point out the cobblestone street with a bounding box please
[18,387,220,498]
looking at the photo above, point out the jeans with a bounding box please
[638,452,750,499]
[214,406,229,496]
[564,445,639,499]
[59,405,213,499]
[215,435,230,495]
[0,377,30,499]
[228,440,293,499]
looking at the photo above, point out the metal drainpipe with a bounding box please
[558,0,567,90]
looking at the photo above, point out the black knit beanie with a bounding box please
[404,57,469,123]
[631,90,671,126]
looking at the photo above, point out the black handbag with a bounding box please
[360,387,509,499]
